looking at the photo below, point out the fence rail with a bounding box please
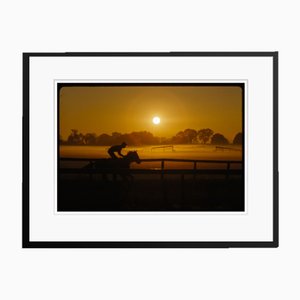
[59,158,243,202]
[60,157,242,164]
[151,145,174,152]
[60,168,242,175]
[215,146,242,152]
[60,157,242,179]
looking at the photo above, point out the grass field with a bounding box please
[58,144,244,211]
[58,176,244,211]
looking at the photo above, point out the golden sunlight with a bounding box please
[152,116,160,125]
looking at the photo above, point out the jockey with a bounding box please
[108,142,127,159]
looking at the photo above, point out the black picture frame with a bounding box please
[22,52,278,248]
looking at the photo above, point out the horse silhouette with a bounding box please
[84,150,141,181]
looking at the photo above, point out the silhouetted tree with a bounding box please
[78,133,85,144]
[121,133,136,146]
[96,133,112,145]
[183,129,198,144]
[137,131,158,145]
[197,128,214,144]
[67,129,82,144]
[160,137,167,144]
[111,132,122,144]
[63,128,233,146]
[172,131,188,144]
[233,132,243,145]
[211,133,229,145]
[127,132,141,145]
[84,133,97,145]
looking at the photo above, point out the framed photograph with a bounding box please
[23,52,278,247]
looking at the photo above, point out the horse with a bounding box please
[84,150,141,181]
[82,151,140,208]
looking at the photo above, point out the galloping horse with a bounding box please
[84,151,141,181]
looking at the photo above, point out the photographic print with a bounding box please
[58,83,244,212]
[23,52,278,247]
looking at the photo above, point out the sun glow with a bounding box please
[152,116,160,125]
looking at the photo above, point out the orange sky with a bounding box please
[59,84,243,142]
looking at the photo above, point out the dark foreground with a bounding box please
[58,173,244,211]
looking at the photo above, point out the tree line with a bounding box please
[60,128,243,146]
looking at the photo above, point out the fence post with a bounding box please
[161,160,165,180]
[160,160,167,203]
[89,160,93,181]
[193,161,197,182]
[226,162,230,180]
[181,173,185,202]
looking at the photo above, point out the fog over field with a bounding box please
[60,144,242,170]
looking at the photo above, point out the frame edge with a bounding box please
[273,52,279,247]
[22,53,30,248]
[22,52,279,248]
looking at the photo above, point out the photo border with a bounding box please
[22,52,278,248]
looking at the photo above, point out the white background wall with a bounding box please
[0,1,298,299]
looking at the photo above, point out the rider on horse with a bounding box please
[108,142,127,159]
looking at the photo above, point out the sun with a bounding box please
[152,116,160,125]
